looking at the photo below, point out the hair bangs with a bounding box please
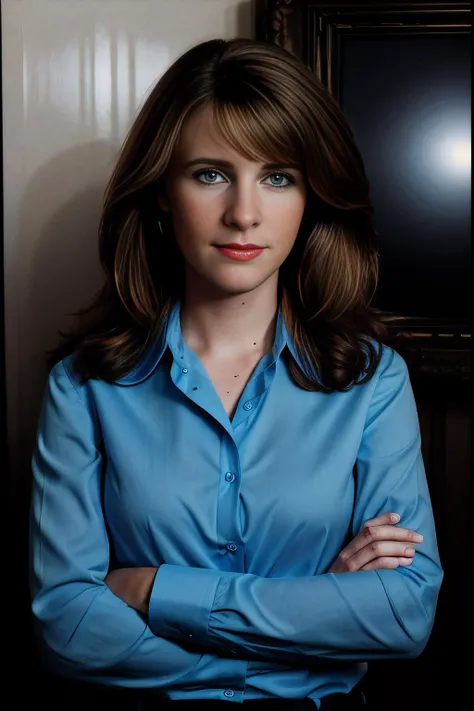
[209,99,303,170]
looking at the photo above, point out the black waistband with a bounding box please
[140,689,366,710]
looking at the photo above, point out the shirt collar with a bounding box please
[116,300,305,386]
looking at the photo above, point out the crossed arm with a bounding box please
[29,355,443,686]
[105,510,424,614]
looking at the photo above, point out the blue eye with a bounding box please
[266,173,294,188]
[193,170,225,185]
[192,169,295,188]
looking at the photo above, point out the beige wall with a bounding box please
[2,0,255,483]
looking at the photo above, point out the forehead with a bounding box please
[175,104,231,157]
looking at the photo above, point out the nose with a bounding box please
[223,181,262,232]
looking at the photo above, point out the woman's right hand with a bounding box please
[329,512,423,573]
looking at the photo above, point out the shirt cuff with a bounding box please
[148,564,223,643]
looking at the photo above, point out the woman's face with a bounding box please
[160,104,307,298]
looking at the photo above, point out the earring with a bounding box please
[158,219,164,236]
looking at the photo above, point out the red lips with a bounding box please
[214,244,265,262]
[217,243,263,249]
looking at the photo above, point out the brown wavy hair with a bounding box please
[51,37,396,392]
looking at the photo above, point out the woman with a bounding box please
[29,38,443,710]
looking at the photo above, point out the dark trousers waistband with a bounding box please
[142,701,315,710]
[141,689,366,710]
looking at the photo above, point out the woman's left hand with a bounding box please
[105,567,158,614]
[328,512,423,573]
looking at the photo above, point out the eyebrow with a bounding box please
[184,157,301,171]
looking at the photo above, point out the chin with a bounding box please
[202,272,273,297]
[185,258,280,297]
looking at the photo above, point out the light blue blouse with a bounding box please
[30,301,443,707]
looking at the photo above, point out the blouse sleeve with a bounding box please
[147,349,443,663]
[30,361,241,688]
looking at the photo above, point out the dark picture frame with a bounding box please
[256,0,471,387]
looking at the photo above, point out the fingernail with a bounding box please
[400,557,413,565]
[405,547,416,556]
[390,513,400,523]
[413,534,423,542]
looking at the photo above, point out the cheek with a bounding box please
[173,196,207,231]
[171,195,216,253]
[270,198,306,246]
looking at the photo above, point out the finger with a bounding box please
[398,557,414,566]
[361,556,414,571]
[345,542,416,571]
[340,525,423,561]
[363,512,400,528]
[361,557,400,571]
[362,525,423,542]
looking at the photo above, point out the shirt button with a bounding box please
[243,401,252,411]
[223,689,235,698]
[225,471,235,483]
[230,648,237,654]
[226,541,238,553]
[182,368,188,374]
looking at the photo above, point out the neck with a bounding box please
[180,273,279,360]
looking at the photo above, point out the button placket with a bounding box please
[216,433,243,568]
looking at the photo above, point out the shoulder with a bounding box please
[366,343,412,402]
[48,354,83,392]
[372,344,409,384]
[349,342,411,401]
[362,343,417,431]
[46,355,96,411]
